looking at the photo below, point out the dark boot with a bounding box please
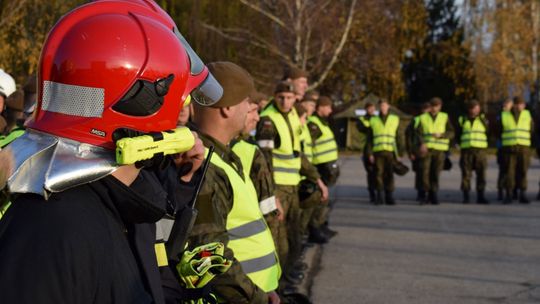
[321,225,338,238]
[368,189,376,204]
[477,190,489,204]
[513,188,518,200]
[416,190,425,202]
[385,191,396,205]
[519,190,530,204]
[537,190,540,201]
[420,191,429,205]
[503,190,512,204]
[430,191,439,205]
[375,190,384,205]
[462,191,470,204]
[308,227,328,244]
[497,188,503,201]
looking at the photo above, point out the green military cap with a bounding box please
[207,62,256,108]
[6,90,24,111]
[274,81,295,94]
[317,96,333,107]
[283,67,309,80]
[429,97,443,106]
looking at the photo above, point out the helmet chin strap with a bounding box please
[4,130,117,199]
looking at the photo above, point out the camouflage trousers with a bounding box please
[275,185,302,275]
[501,146,531,191]
[460,148,487,192]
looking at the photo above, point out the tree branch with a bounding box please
[310,0,357,89]
[238,0,289,31]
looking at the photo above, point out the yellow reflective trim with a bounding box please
[155,242,168,267]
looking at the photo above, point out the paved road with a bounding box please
[311,154,540,304]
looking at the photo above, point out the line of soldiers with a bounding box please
[0,2,340,304]
[358,96,538,205]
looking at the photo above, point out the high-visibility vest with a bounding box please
[413,116,421,128]
[458,115,488,149]
[232,140,278,215]
[419,112,450,151]
[300,124,314,163]
[260,104,302,186]
[501,110,532,147]
[0,127,25,149]
[359,116,370,127]
[369,114,400,152]
[208,148,281,292]
[308,115,338,165]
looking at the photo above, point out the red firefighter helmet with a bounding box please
[29,1,221,149]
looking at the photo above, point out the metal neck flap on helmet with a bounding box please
[2,130,117,199]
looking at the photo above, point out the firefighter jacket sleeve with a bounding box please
[187,166,268,304]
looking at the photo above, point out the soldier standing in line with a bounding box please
[307,96,340,239]
[231,94,284,262]
[365,98,404,205]
[415,97,454,205]
[457,100,489,204]
[496,98,513,200]
[256,81,327,289]
[188,62,281,303]
[497,96,534,204]
[357,102,377,203]
[406,102,431,202]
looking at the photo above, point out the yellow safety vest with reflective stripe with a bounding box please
[419,112,450,151]
[370,114,399,152]
[232,140,278,215]
[458,115,488,149]
[300,124,314,163]
[260,104,302,186]
[501,110,532,147]
[413,115,421,128]
[208,148,280,291]
[308,115,338,165]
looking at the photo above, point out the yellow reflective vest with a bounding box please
[370,114,400,152]
[458,115,488,149]
[308,115,338,165]
[501,110,532,147]
[300,124,314,163]
[260,104,302,186]
[208,148,281,292]
[419,112,450,151]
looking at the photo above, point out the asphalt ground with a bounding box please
[310,154,540,304]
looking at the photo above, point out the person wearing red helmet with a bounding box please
[0,2,223,303]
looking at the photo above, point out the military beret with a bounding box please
[466,99,480,109]
[317,96,333,107]
[274,81,295,94]
[207,62,256,108]
[513,96,525,105]
[283,67,309,80]
[429,97,443,106]
[302,91,319,103]
[6,90,24,111]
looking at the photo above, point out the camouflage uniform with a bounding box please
[356,116,377,201]
[187,131,268,304]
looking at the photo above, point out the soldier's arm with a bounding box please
[307,121,323,142]
[299,154,321,182]
[396,122,405,157]
[442,118,455,141]
[415,123,425,145]
[188,171,267,304]
[364,127,374,156]
[250,147,275,201]
[404,121,415,155]
[356,117,370,133]
[255,117,278,167]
